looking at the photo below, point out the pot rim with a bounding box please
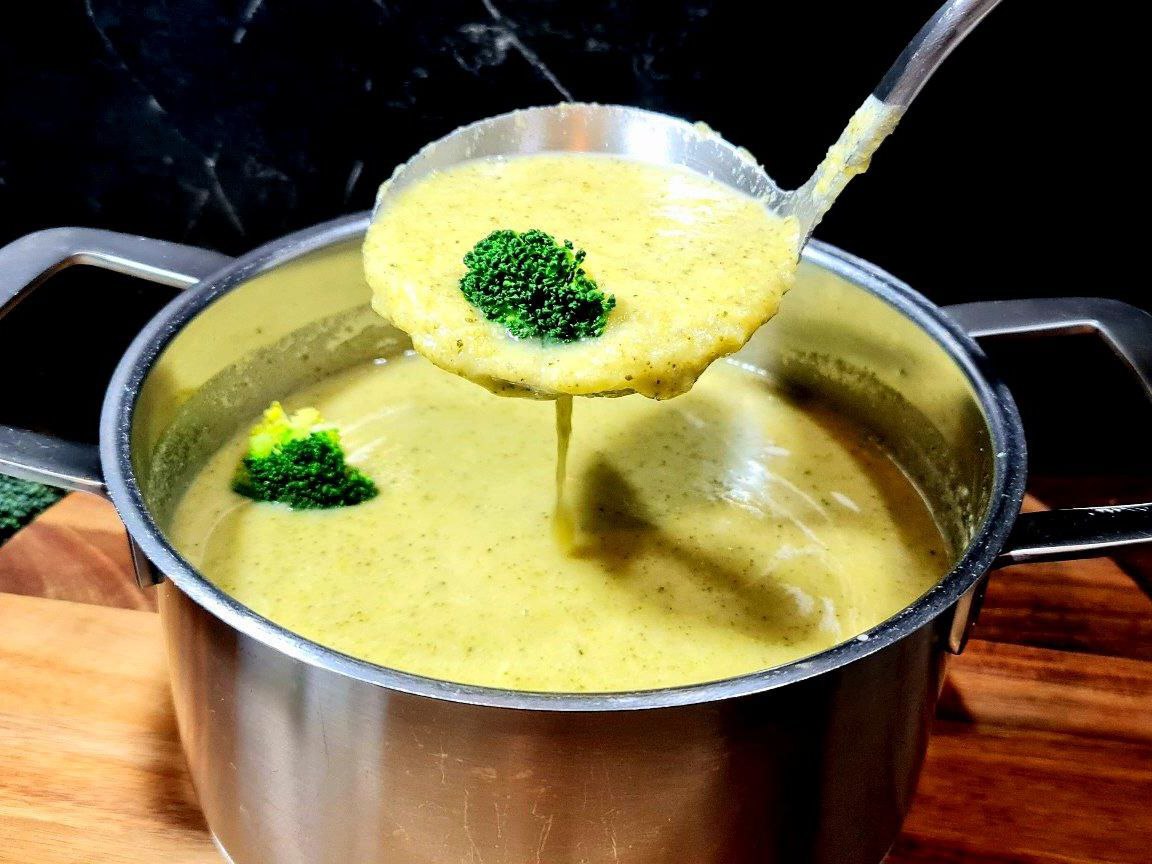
[100,213,1027,712]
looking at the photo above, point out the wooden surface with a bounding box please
[0,494,154,611]
[1,493,1150,863]
[0,593,213,863]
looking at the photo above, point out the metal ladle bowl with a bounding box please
[370,0,1002,397]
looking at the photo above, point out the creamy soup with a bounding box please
[168,355,945,692]
[364,154,800,400]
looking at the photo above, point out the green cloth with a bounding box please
[0,475,64,544]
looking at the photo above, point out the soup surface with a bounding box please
[168,355,945,692]
[363,153,800,399]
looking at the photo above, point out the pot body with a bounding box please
[161,578,944,864]
[111,219,1008,864]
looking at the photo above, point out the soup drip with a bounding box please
[553,395,574,549]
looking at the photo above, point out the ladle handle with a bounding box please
[0,228,231,493]
[874,0,1004,110]
[794,0,1004,236]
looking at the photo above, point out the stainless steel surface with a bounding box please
[947,298,1152,565]
[946,298,1152,386]
[1002,503,1152,564]
[0,213,1146,863]
[874,0,1004,109]
[160,575,942,864]
[0,227,231,491]
[0,226,231,292]
[947,581,987,655]
[212,834,237,864]
[124,532,165,589]
[371,102,788,241]
[0,425,105,495]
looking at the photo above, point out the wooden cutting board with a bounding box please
[1,493,1150,864]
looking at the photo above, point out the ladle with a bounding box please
[371,0,1003,396]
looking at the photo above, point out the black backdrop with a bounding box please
[1,1,1148,475]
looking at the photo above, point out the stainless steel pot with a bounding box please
[3,219,1151,864]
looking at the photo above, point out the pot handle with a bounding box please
[945,298,1152,565]
[942,298,1152,653]
[0,227,232,493]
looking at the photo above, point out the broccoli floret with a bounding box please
[0,475,65,543]
[232,402,377,509]
[460,229,616,343]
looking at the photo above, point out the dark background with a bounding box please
[1,1,1148,478]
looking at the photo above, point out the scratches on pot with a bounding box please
[463,788,486,863]
[530,788,554,863]
[602,806,622,862]
[432,744,450,786]
[319,706,331,758]
[493,799,505,841]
